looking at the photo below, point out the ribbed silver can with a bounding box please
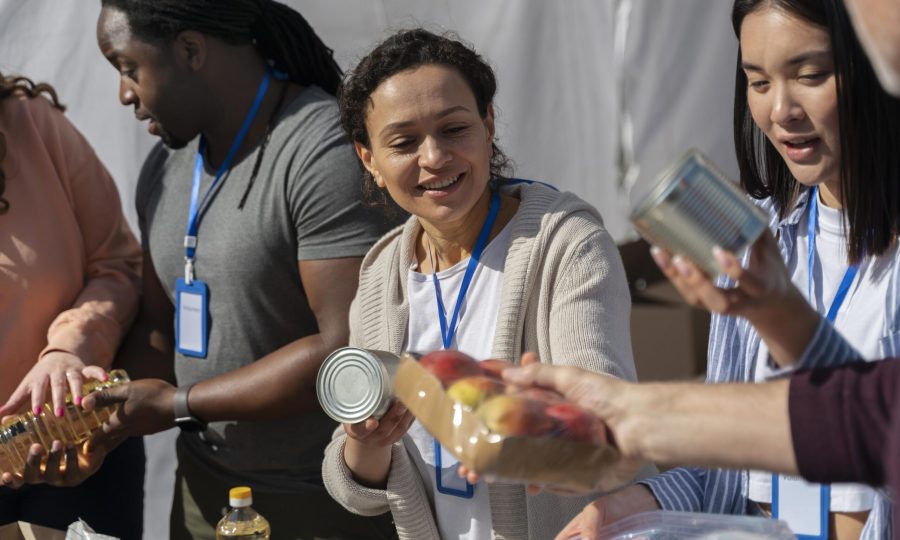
[630,149,767,276]
[316,347,401,424]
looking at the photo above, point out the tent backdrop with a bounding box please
[0,1,736,538]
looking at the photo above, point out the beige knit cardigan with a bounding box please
[323,183,637,540]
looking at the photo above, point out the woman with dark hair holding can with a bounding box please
[566,1,900,539]
[320,28,639,540]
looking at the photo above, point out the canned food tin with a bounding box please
[630,149,767,276]
[316,347,401,424]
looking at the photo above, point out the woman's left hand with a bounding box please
[0,351,108,418]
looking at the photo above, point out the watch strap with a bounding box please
[173,384,205,431]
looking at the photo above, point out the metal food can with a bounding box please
[630,149,767,276]
[316,347,401,424]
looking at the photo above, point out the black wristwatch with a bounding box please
[173,384,207,432]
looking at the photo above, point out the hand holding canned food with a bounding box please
[649,230,789,317]
[632,150,823,366]
[342,401,415,449]
[650,231,821,367]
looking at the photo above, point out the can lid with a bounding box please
[316,347,389,424]
[229,486,252,507]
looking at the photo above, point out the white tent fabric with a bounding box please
[0,1,737,538]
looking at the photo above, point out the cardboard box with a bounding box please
[619,239,709,381]
[394,353,636,492]
[0,522,65,540]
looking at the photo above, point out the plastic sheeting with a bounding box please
[0,2,738,538]
[0,0,736,240]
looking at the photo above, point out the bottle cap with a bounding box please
[229,486,252,507]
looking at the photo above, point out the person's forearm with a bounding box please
[186,333,328,422]
[343,437,393,489]
[744,288,821,367]
[617,379,797,475]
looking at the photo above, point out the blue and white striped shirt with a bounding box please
[640,190,897,539]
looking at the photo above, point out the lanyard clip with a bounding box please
[184,235,198,285]
[184,257,195,285]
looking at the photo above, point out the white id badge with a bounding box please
[175,278,209,358]
[772,474,829,539]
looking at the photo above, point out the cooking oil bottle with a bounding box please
[216,486,271,540]
[0,369,129,474]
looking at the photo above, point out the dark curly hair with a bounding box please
[338,28,512,208]
[0,71,66,215]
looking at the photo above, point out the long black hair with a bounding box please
[732,0,900,264]
[338,29,512,208]
[0,71,66,215]
[99,0,342,95]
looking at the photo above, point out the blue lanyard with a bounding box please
[430,189,501,349]
[807,186,859,323]
[183,69,273,283]
[429,189,500,499]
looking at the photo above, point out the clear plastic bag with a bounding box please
[394,350,630,492]
[593,511,795,540]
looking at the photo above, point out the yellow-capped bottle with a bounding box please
[216,486,270,540]
[0,369,130,475]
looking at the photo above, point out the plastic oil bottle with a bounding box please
[216,486,271,540]
[0,369,130,474]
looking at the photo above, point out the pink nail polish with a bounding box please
[56,407,65,417]
[33,406,41,416]
[74,395,82,406]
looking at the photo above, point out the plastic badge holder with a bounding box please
[594,511,795,540]
[393,352,624,492]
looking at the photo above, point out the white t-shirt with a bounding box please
[749,196,893,511]
[402,221,513,540]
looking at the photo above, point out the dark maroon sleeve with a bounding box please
[789,359,900,486]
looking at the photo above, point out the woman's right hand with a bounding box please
[342,400,415,488]
[650,230,794,319]
[554,484,660,540]
[652,232,821,366]
[343,400,415,448]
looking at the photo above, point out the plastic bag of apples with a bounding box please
[393,349,621,492]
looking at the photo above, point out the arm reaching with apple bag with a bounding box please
[502,357,900,540]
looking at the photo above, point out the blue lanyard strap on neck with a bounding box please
[430,189,501,350]
[184,69,273,279]
[806,186,859,323]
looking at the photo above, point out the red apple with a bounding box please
[479,358,512,379]
[545,402,604,444]
[476,395,555,437]
[447,376,507,409]
[419,350,483,387]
